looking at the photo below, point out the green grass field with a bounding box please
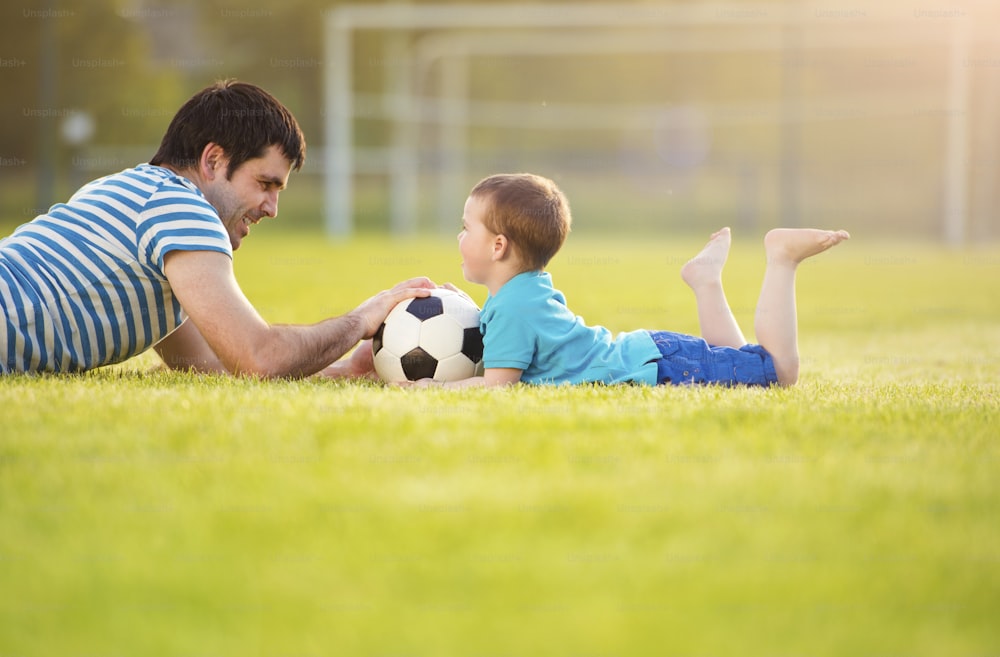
[1,231,998,656]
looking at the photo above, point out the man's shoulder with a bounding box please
[111,166,218,224]
[77,164,210,212]
[126,166,230,261]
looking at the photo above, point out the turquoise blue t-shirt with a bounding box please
[479,271,662,385]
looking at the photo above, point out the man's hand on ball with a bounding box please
[353,277,435,338]
[391,276,437,294]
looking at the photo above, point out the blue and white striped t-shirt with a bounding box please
[0,164,233,373]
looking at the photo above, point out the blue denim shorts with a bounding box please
[648,330,778,387]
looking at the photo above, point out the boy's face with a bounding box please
[458,194,496,285]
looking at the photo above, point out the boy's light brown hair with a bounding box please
[470,173,572,271]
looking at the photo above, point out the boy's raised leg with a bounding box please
[754,228,850,385]
[681,227,747,348]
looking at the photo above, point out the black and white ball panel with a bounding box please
[372,289,484,382]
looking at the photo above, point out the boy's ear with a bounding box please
[492,233,509,261]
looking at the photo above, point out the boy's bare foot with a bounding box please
[681,227,731,289]
[764,228,850,266]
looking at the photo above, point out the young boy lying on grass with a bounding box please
[410,173,849,389]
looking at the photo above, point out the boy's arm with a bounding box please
[411,367,523,389]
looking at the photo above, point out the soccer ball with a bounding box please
[372,289,484,383]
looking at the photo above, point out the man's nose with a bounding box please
[262,191,279,218]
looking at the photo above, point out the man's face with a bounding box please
[204,145,292,250]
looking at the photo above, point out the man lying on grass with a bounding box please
[0,80,432,378]
[408,173,850,389]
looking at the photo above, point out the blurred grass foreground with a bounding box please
[1,233,999,656]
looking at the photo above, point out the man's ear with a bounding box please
[492,234,510,261]
[199,143,228,181]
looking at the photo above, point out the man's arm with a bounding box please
[154,318,229,374]
[162,249,432,379]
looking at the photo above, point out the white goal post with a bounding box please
[323,3,978,242]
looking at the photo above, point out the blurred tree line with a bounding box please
[1,0,331,165]
[1,0,669,165]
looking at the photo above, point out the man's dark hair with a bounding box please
[150,79,305,178]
